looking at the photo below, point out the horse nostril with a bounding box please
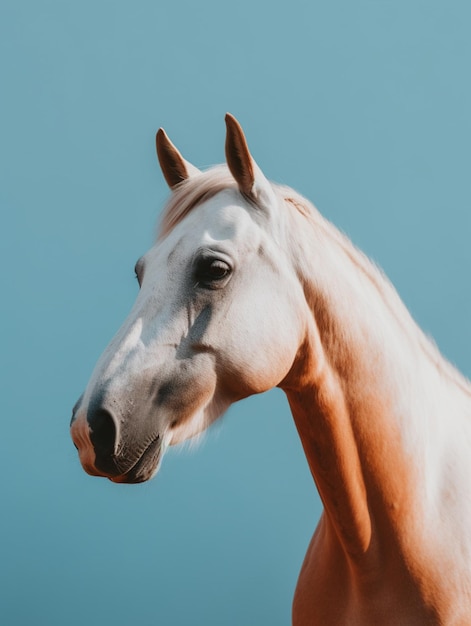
[87,407,117,460]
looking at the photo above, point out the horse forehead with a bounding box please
[160,191,261,258]
[190,190,257,241]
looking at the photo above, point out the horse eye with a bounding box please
[207,260,230,278]
[195,258,232,288]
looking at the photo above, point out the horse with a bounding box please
[71,114,471,624]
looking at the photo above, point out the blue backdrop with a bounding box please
[1,2,470,624]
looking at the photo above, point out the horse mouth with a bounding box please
[110,436,162,484]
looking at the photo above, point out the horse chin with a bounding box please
[110,436,164,484]
[168,398,230,446]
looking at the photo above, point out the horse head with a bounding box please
[70,115,308,483]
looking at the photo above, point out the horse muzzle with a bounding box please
[70,395,163,484]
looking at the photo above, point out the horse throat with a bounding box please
[286,370,373,559]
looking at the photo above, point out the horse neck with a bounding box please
[281,201,471,567]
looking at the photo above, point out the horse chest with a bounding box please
[291,516,467,625]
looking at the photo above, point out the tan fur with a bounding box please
[280,194,471,624]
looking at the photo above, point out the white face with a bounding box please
[71,189,305,483]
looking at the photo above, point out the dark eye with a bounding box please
[194,257,232,288]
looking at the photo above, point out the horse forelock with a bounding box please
[157,166,295,240]
[157,166,239,239]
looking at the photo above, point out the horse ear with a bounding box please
[226,113,273,204]
[156,128,201,189]
[225,113,274,204]
[225,114,255,196]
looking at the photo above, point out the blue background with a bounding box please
[1,2,470,624]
